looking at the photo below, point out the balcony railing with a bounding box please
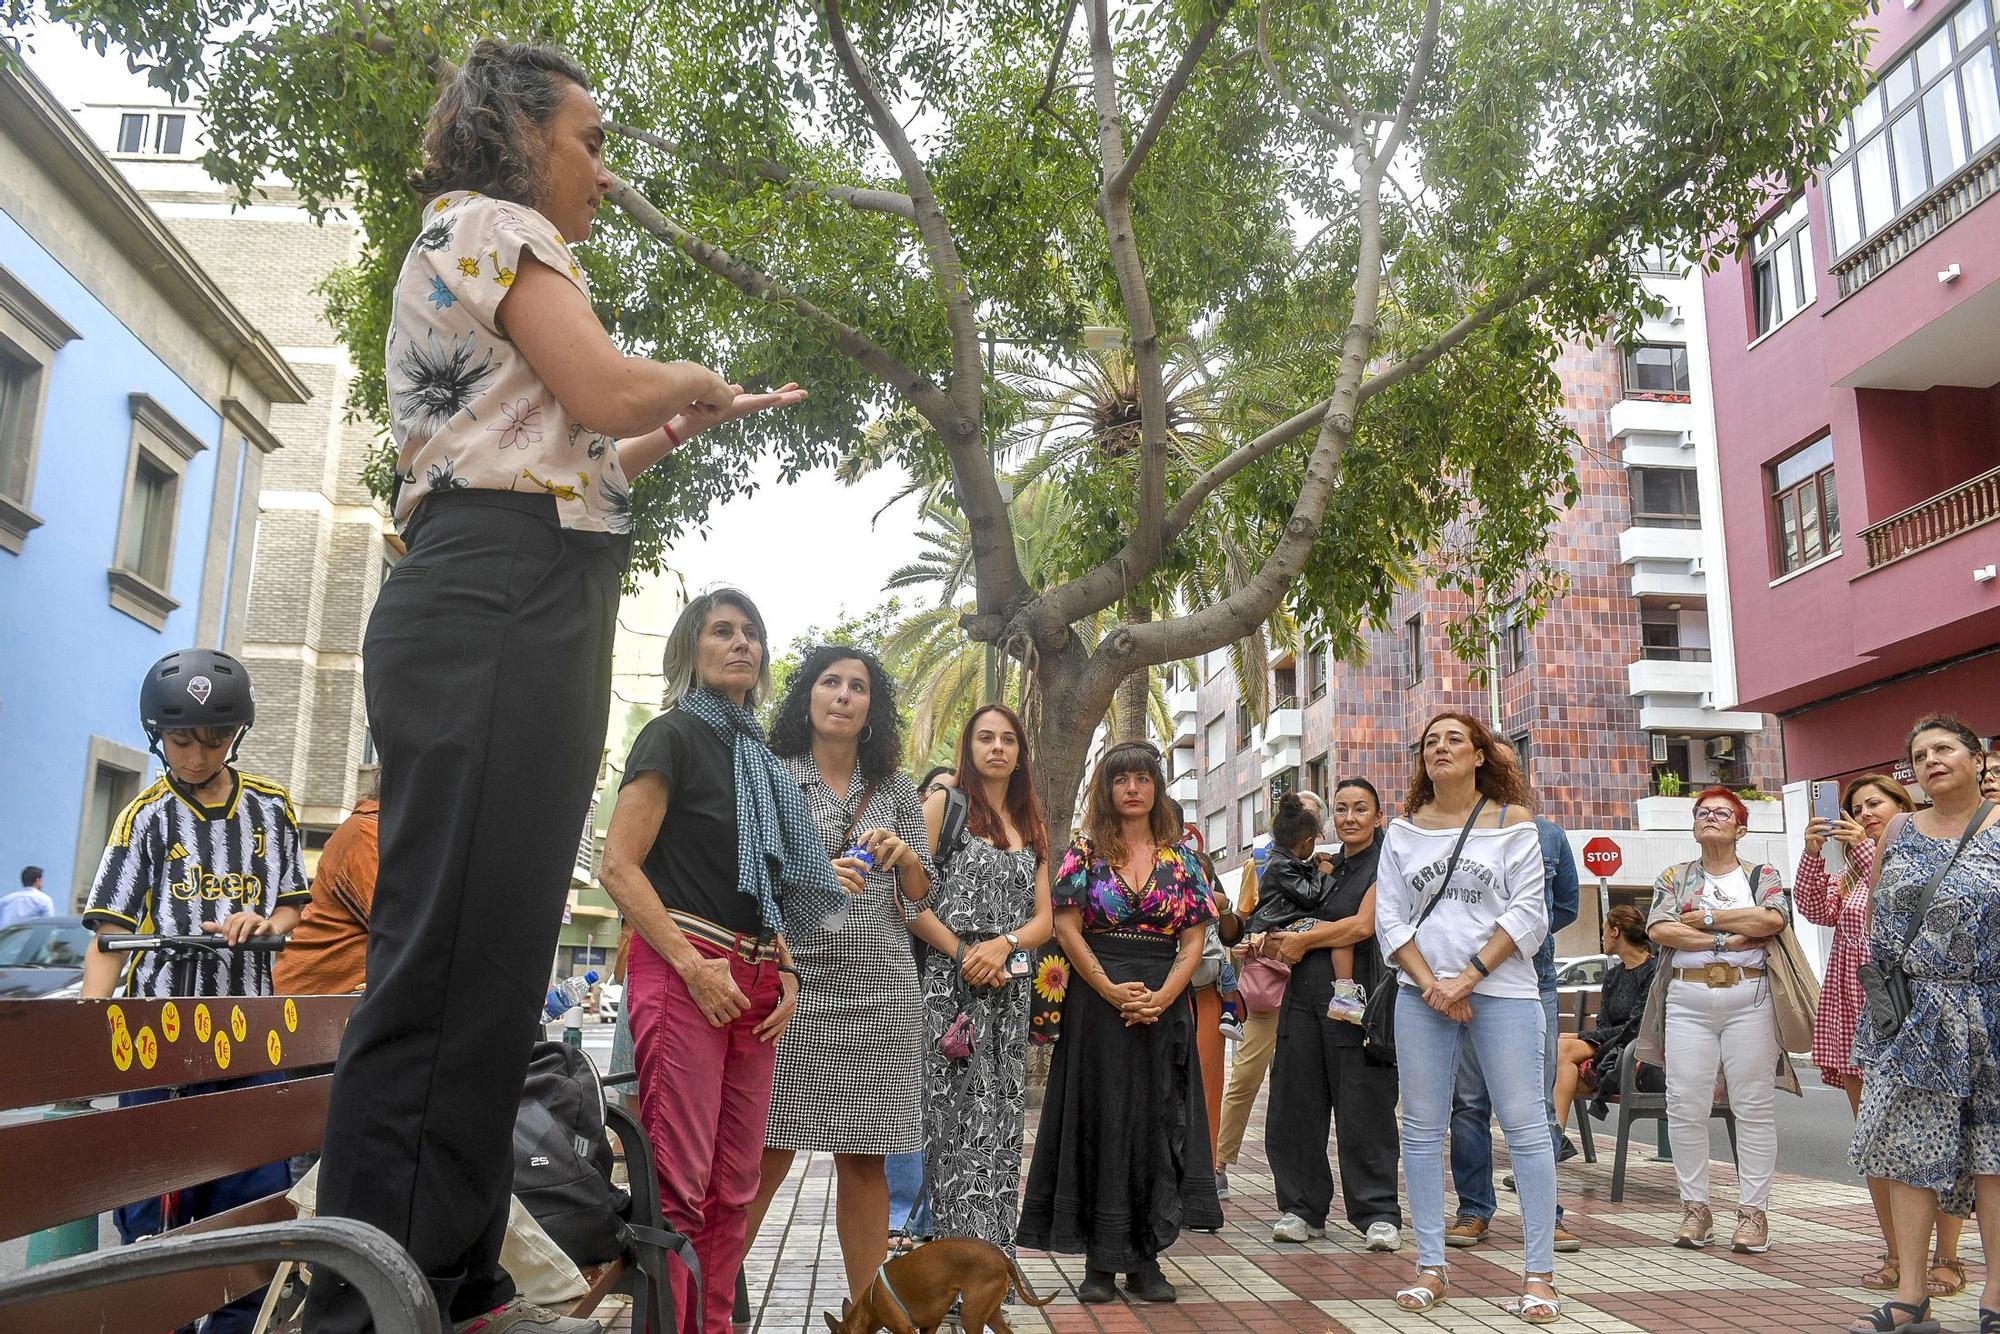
[1640,645,1713,662]
[1861,465,2000,569]
[1833,140,2000,301]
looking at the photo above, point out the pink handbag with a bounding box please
[938,1010,976,1061]
[1238,956,1291,1014]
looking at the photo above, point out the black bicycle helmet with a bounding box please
[139,648,256,738]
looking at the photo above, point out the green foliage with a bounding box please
[5,0,1872,740]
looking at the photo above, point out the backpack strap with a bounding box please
[938,785,970,868]
[625,1223,704,1334]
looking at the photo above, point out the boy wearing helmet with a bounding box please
[80,648,309,1000]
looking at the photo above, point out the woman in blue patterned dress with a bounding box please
[1847,714,2000,1334]
[1016,741,1223,1304]
[908,705,1053,1252]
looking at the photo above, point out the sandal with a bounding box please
[1860,1254,1899,1290]
[1926,1255,1968,1297]
[1979,1309,2000,1334]
[1503,1274,1562,1325]
[1846,1298,1942,1333]
[1394,1266,1448,1312]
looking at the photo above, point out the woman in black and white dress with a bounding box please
[910,704,1054,1251]
[742,644,932,1302]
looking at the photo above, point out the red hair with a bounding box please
[954,704,1050,867]
[1692,786,1748,826]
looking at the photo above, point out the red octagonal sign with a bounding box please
[1581,836,1623,878]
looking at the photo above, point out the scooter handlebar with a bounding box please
[95,933,289,954]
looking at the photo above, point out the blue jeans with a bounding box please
[886,1149,932,1235]
[1451,988,1563,1223]
[1397,987,1556,1274]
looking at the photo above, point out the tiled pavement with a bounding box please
[619,1092,1991,1332]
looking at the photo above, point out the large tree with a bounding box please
[7,0,1868,834]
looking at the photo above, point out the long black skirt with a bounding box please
[1016,931,1223,1271]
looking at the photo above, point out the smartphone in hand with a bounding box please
[1811,780,1841,825]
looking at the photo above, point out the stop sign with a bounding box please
[1581,836,1623,878]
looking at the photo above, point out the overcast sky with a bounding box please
[21,26,931,674]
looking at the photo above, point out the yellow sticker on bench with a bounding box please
[161,1001,181,1043]
[230,1006,247,1043]
[283,998,298,1033]
[267,1030,282,1065]
[214,1031,232,1070]
[110,1025,133,1071]
[107,1003,127,1034]
[137,1026,158,1070]
[194,1003,212,1043]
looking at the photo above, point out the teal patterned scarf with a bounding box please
[679,687,847,936]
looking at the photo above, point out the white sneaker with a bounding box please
[1271,1213,1325,1243]
[1365,1221,1401,1252]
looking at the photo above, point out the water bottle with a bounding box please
[544,970,599,1023]
[843,845,875,871]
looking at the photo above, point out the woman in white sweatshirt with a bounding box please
[1375,711,1556,1323]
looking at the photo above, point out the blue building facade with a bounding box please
[0,63,305,908]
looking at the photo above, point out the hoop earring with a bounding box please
[861,724,874,744]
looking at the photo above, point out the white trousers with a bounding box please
[1663,977,1780,1209]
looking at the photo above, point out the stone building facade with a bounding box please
[78,98,391,841]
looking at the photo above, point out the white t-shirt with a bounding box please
[1693,866,1766,968]
[1374,817,1548,1000]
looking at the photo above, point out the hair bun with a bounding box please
[1277,792,1303,817]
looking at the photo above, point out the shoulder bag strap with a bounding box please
[1894,799,1995,964]
[1408,796,1490,934]
[838,779,884,849]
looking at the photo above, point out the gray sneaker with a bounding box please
[1271,1212,1325,1243]
[454,1299,604,1333]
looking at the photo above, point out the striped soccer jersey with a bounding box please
[82,771,311,998]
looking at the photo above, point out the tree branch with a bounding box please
[607,180,952,424]
[608,122,917,221]
[816,0,1029,618]
[1356,270,1558,405]
[1255,0,1352,143]
[1371,0,1443,170]
[1032,0,1083,116]
[1086,0,1173,575]
[1104,0,1236,200]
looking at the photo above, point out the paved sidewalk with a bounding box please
[644,1095,1990,1333]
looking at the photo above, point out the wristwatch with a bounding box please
[1004,932,1021,950]
[1702,908,1715,928]
[1712,931,1729,953]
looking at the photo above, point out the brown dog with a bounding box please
[820,1237,1056,1334]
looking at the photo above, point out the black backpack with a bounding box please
[936,786,970,869]
[513,1041,630,1266]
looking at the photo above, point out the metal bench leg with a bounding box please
[1611,1107,1636,1203]
[1573,1097,1597,1164]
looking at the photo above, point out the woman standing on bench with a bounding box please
[304,42,810,1334]
[1638,787,1792,1257]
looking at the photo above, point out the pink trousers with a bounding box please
[628,935,781,1334]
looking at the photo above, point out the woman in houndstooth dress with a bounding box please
[742,644,932,1302]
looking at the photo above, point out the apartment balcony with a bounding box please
[1629,650,1764,735]
[1167,773,1199,806]
[1636,795,1784,834]
[1609,395,1693,448]
[1630,567,1708,600]
[1860,466,2000,570]
[1168,685,1198,747]
[1618,524,1704,566]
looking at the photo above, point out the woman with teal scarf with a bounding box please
[599,588,859,1333]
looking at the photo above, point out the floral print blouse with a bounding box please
[1052,835,1216,937]
[384,191,632,534]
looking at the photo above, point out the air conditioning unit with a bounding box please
[1651,733,1669,763]
[1663,303,1686,324]
[1705,736,1736,762]
[1676,429,1695,449]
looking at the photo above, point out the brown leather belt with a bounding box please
[1675,962,1765,988]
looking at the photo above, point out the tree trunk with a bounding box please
[1110,600,1152,742]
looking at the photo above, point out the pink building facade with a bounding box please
[1702,0,2000,787]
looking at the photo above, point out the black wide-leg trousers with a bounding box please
[1266,959,1403,1234]
[306,491,624,1331]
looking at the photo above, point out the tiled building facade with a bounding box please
[1169,319,1788,952]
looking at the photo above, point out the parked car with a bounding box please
[0,916,93,999]
[596,981,623,1023]
[1552,954,1606,992]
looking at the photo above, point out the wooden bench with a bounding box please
[0,988,675,1332]
[0,991,435,1331]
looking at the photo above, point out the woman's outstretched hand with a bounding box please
[683,381,809,435]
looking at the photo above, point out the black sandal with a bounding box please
[1847,1298,1941,1333]
[1980,1309,2000,1334]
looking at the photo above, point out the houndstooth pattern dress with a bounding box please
[767,755,930,1154]
[921,836,1039,1251]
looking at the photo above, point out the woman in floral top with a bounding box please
[1017,741,1222,1303]
[307,41,807,1334]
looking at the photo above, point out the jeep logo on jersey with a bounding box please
[186,675,213,705]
